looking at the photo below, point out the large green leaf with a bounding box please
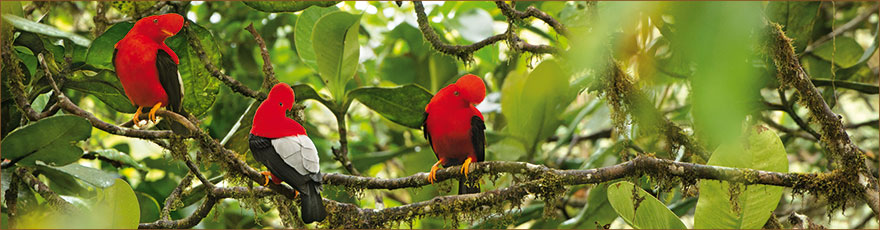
[765,2,820,53]
[295,6,339,72]
[1,1,22,45]
[694,128,788,229]
[812,36,865,69]
[607,181,687,229]
[1,15,90,47]
[1,115,91,167]
[37,162,118,188]
[243,1,338,12]
[312,11,361,102]
[501,59,575,154]
[92,178,140,228]
[166,22,222,117]
[85,22,134,70]
[348,84,433,129]
[65,70,137,113]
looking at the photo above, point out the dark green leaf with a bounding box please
[607,181,687,229]
[166,22,222,117]
[38,162,118,188]
[64,70,137,113]
[313,11,361,102]
[295,6,339,72]
[292,83,327,103]
[136,192,160,223]
[243,1,339,12]
[348,84,433,129]
[89,149,148,171]
[765,2,821,53]
[1,115,92,167]
[85,22,134,70]
[813,36,865,69]
[560,183,619,229]
[1,15,90,46]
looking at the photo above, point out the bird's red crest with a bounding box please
[454,74,486,104]
[132,13,184,43]
[251,83,306,138]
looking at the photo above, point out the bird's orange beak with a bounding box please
[161,29,175,37]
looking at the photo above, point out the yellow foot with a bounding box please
[460,157,473,179]
[428,160,443,184]
[294,190,299,199]
[132,106,144,127]
[260,171,272,186]
[148,102,163,123]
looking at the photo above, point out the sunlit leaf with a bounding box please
[92,179,140,228]
[1,15,90,47]
[243,1,339,12]
[89,149,148,171]
[313,11,361,102]
[295,6,340,72]
[694,128,788,229]
[37,162,118,188]
[1,115,91,167]
[607,181,687,229]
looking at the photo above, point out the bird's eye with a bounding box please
[279,102,283,107]
[153,19,158,24]
[454,91,460,96]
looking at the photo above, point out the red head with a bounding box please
[426,74,486,111]
[131,13,185,43]
[250,83,306,138]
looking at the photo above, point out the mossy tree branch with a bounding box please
[185,25,267,100]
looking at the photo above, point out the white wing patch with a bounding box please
[177,71,184,98]
[271,135,320,175]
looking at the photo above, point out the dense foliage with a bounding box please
[1,1,878,229]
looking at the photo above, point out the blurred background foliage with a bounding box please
[1,1,878,229]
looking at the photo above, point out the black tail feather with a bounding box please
[300,183,327,224]
[459,179,480,194]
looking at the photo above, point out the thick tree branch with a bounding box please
[767,23,879,216]
[185,26,266,100]
[244,23,279,91]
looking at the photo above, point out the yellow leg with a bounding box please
[294,190,299,199]
[428,160,443,184]
[260,171,272,186]
[132,106,144,127]
[460,158,473,179]
[148,102,163,123]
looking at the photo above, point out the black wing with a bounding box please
[422,112,438,160]
[156,50,183,113]
[247,134,318,195]
[471,116,486,162]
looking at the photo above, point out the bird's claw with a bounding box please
[428,160,442,184]
[148,102,162,123]
[260,171,272,186]
[132,106,144,128]
[460,158,473,179]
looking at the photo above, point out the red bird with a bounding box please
[423,74,486,194]
[113,14,186,128]
[249,83,326,223]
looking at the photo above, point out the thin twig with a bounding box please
[811,78,879,95]
[804,4,879,54]
[778,88,822,140]
[186,26,266,100]
[244,23,279,91]
[495,1,568,36]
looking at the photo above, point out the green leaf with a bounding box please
[813,36,865,69]
[501,59,575,154]
[312,11,361,102]
[292,83,328,103]
[38,162,118,188]
[85,22,134,70]
[348,84,433,129]
[243,1,338,12]
[451,8,495,42]
[295,6,339,72]
[1,115,91,167]
[1,1,22,45]
[765,2,820,53]
[136,192,160,223]
[166,22,222,117]
[65,70,137,113]
[92,179,140,228]
[694,128,788,229]
[607,181,687,229]
[89,149,148,171]
[560,183,619,229]
[1,15,91,47]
